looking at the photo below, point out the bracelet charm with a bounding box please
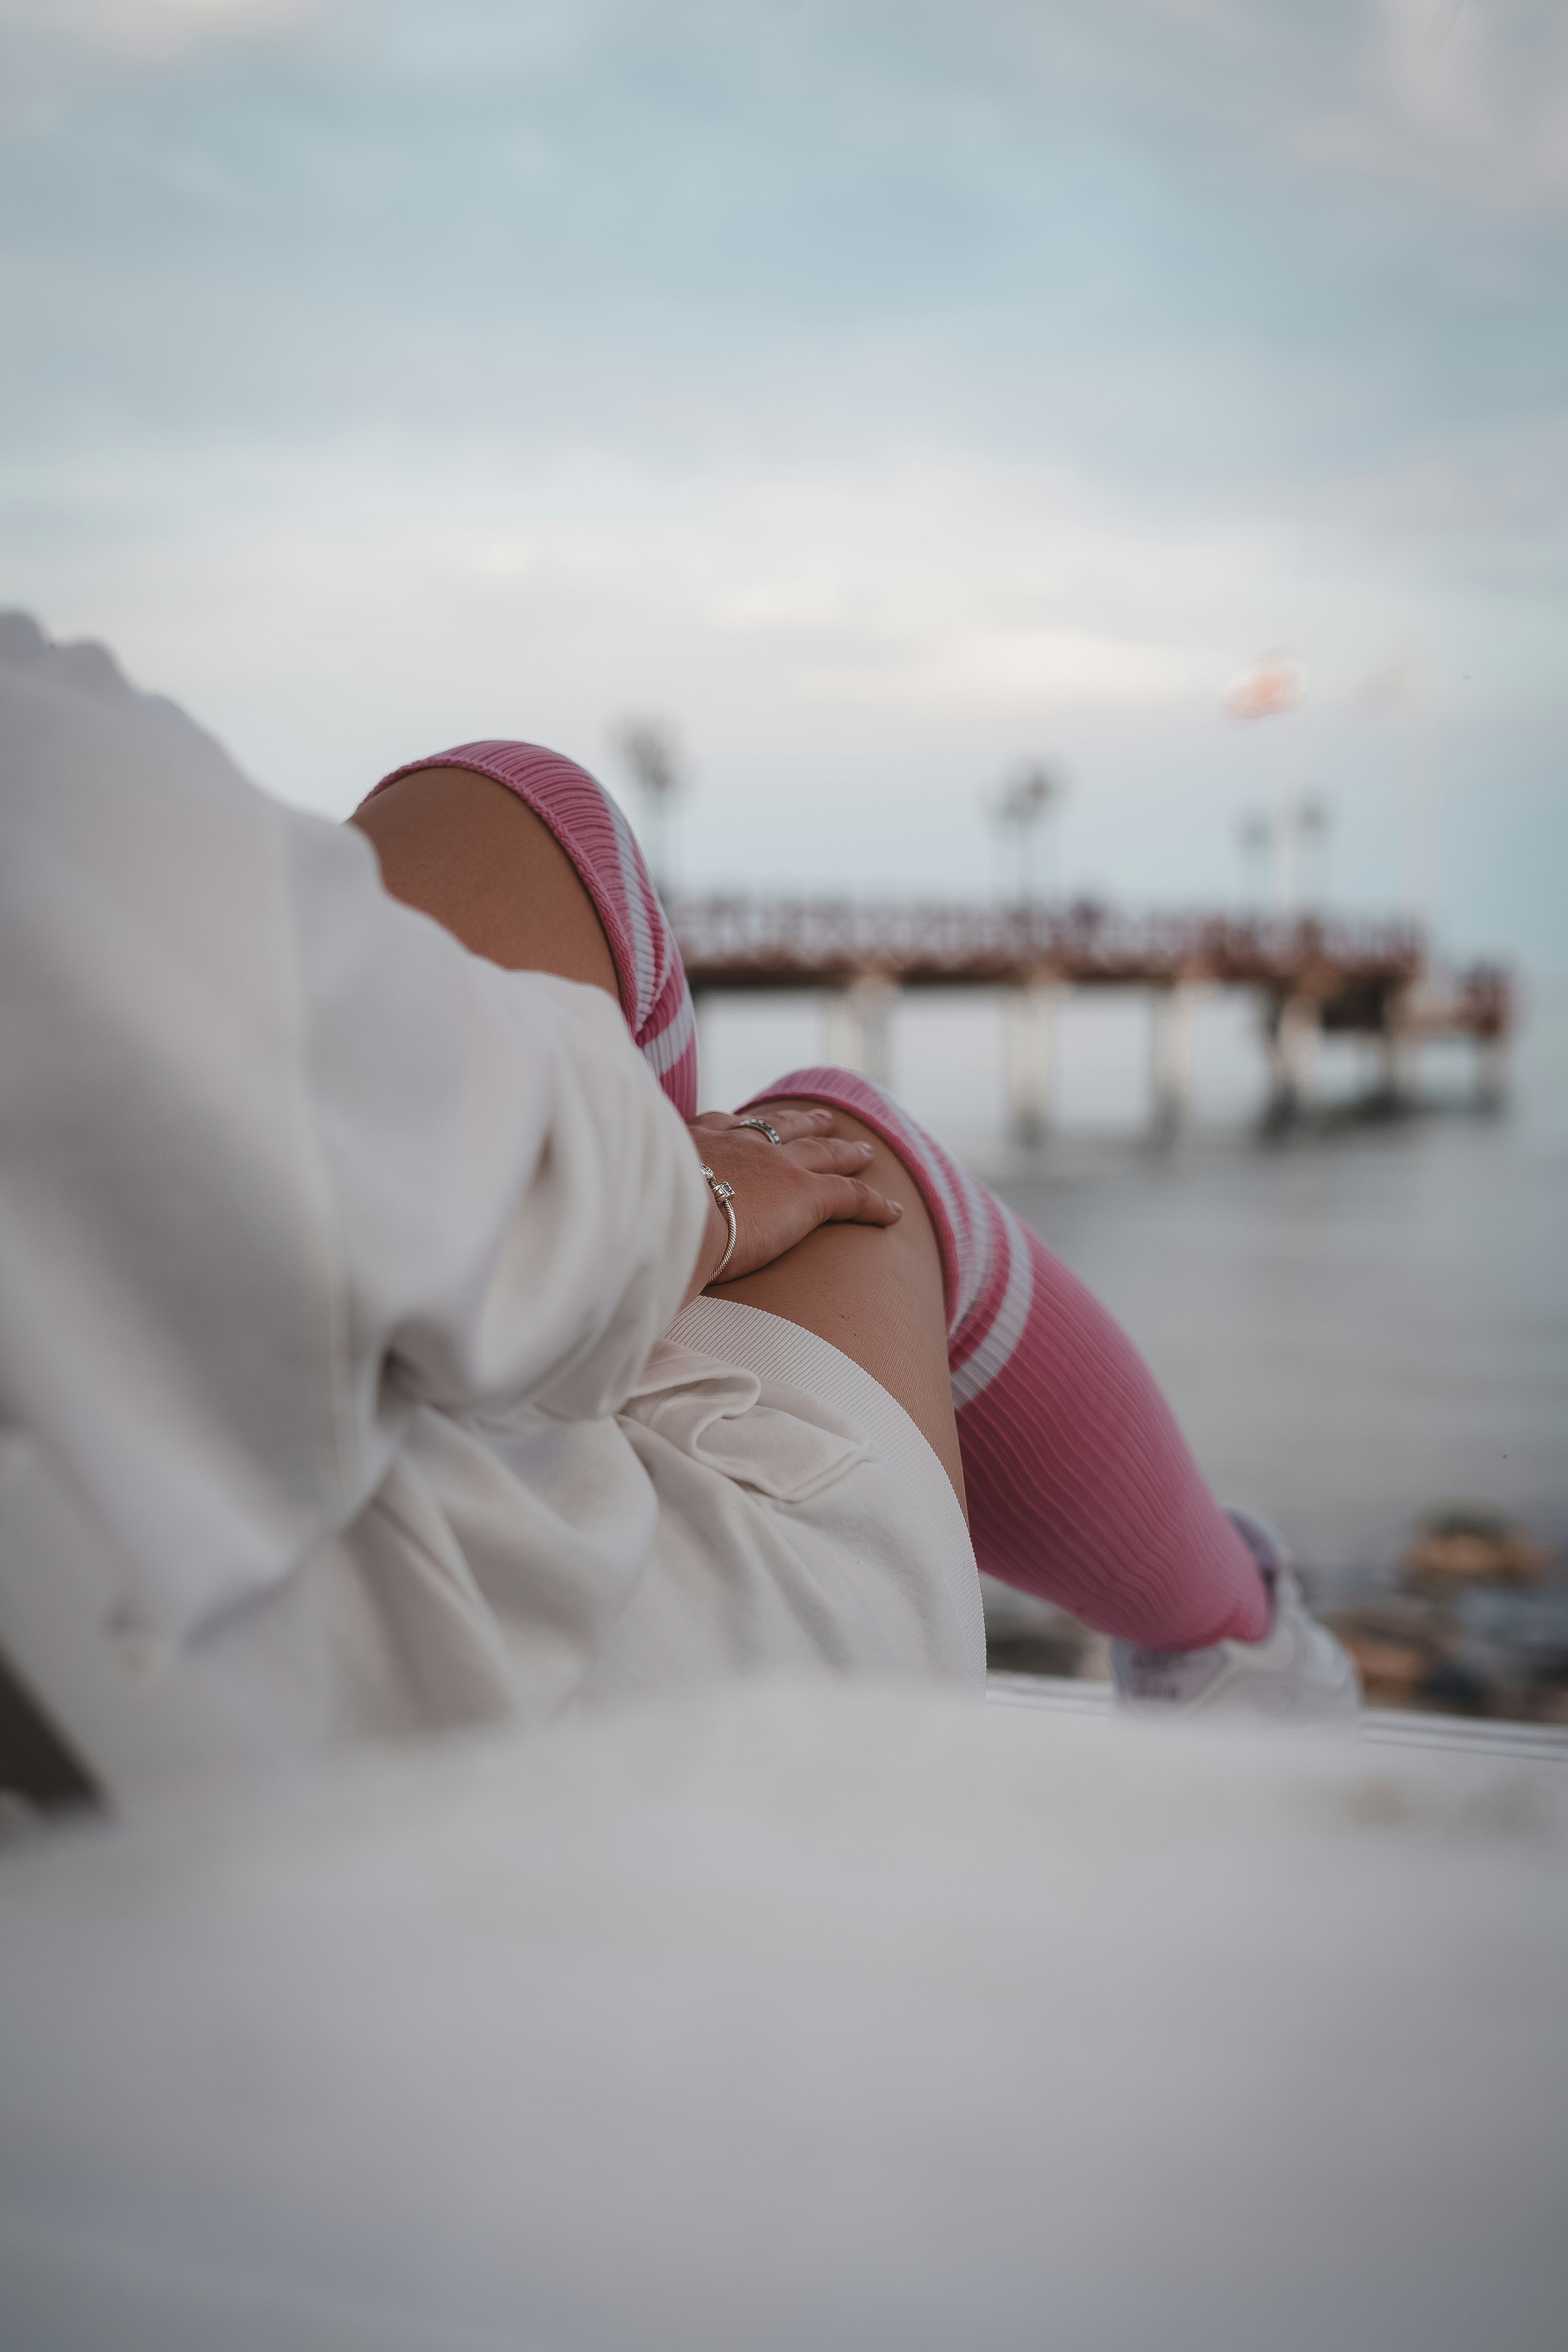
[698,1164,739,1279]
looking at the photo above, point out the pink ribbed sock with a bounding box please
[742,1069,1269,1649]
[365,740,698,1117]
[368,744,1265,1650]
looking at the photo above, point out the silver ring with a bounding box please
[736,1117,782,1146]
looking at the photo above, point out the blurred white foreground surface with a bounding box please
[2,1680,1564,2352]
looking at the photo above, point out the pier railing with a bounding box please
[671,897,1428,995]
[669,894,1512,1131]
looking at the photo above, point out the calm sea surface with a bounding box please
[698,977,1568,1593]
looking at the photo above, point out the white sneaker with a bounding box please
[1111,1511,1361,1724]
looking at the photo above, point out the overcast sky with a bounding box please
[2,0,1564,960]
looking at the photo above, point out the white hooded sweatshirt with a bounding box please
[0,621,980,1797]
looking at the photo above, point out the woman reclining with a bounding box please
[0,644,1354,1793]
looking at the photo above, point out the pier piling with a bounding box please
[1149,982,1200,1140]
[1005,980,1065,1149]
[1265,993,1321,1124]
[824,973,898,1089]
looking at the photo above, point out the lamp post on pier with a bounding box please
[992,764,1066,907]
[990,764,1068,1149]
[615,718,683,900]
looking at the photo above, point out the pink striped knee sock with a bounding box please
[367,743,1264,1651]
[741,1069,1269,1650]
[365,739,698,1118]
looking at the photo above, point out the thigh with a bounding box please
[350,780,964,1513]
[714,1100,966,1520]
[350,766,619,997]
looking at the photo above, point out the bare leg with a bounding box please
[350,766,619,1000]
[713,1101,965,1517]
[350,767,965,1516]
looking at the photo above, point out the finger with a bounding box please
[732,1104,834,1143]
[814,1175,904,1228]
[748,1100,849,1140]
[785,1138,877,1175]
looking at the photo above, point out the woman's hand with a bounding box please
[681,1105,903,1304]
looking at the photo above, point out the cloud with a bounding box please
[0,0,316,58]
[0,0,1562,498]
[813,626,1208,713]
[1291,0,1568,205]
[0,0,323,137]
[0,0,1561,953]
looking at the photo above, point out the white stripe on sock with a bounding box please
[950,1207,1034,1409]
[642,989,696,1077]
[607,794,657,1025]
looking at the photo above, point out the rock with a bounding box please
[1402,1504,1552,1591]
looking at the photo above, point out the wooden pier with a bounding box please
[670,897,1512,1138]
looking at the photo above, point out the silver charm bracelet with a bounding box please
[698,1164,739,1278]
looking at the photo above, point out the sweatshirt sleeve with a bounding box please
[0,639,707,1646]
[290,813,708,1438]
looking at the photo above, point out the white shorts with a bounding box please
[579,1298,987,1700]
[0,1301,984,1799]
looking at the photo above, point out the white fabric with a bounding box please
[589,1299,986,1695]
[0,622,978,1784]
[2,1680,1564,2352]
